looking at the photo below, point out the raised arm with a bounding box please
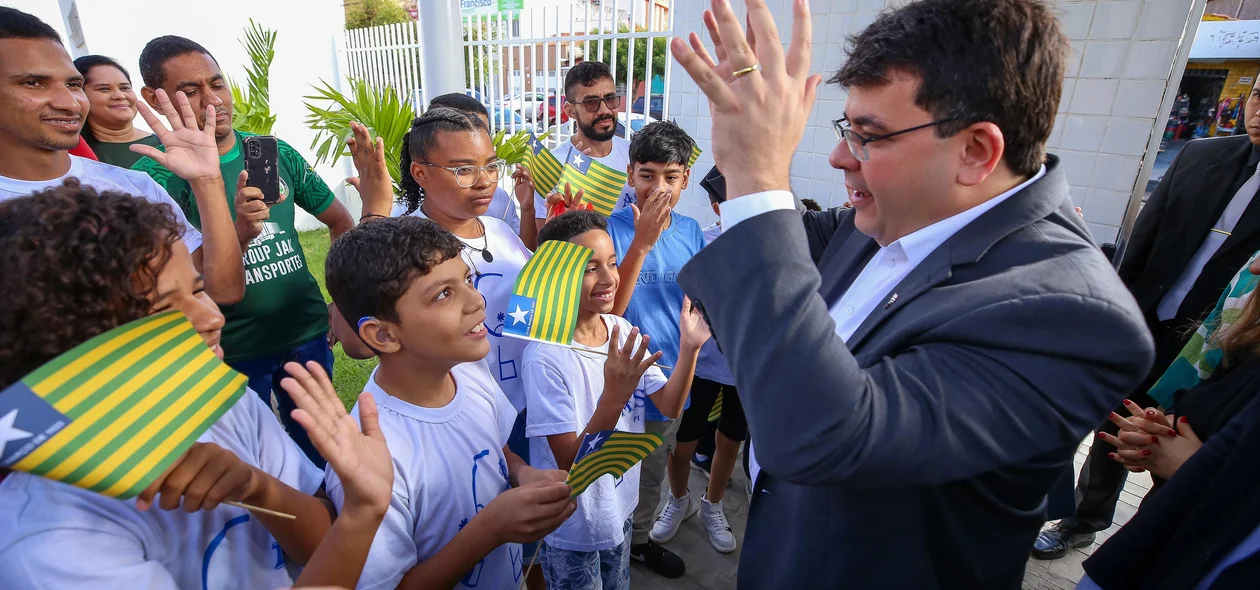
[612,188,672,315]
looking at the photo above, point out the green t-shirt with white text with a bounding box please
[132,130,334,363]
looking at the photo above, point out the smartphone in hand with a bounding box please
[244,136,281,205]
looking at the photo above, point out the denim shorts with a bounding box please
[539,517,632,590]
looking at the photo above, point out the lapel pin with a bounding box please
[884,293,898,309]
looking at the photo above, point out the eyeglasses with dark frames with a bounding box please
[569,94,623,113]
[832,117,960,161]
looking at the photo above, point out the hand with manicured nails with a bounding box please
[544,182,593,221]
[281,361,393,518]
[135,441,261,513]
[131,89,223,184]
[481,481,577,544]
[1099,399,1201,479]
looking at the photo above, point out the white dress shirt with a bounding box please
[721,166,1047,484]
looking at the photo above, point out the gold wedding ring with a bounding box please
[732,63,761,78]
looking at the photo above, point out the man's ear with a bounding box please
[359,317,402,354]
[140,86,160,110]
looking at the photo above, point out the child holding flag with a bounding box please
[0,183,391,589]
[521,210,709,589]
[603,121,709,570]
[323,216,575,590]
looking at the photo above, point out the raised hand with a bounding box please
[671,0,823,199]
[480,481,576,544]
[630,187,672,247]
[545,182,592,221]
[135,441,261,512]
[347,121,393,219]
[602,324,662,406]
[679,296,712,349]
[281,361,393,518]
[513,165,535,210]
[131,89,222,183]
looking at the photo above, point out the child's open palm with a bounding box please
[282,361,393,517]
[602,324,662,405]
[680,296,712,349]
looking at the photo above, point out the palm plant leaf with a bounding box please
[230,19,277,135]
[304,78,415,192]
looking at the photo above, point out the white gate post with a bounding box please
[418,1,465,97]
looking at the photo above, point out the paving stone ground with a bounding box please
[629,437,1150,590]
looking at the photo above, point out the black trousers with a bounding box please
[1065,318,1194,532]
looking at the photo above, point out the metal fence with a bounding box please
[342,0,676,149]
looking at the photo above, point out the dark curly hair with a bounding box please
[398,107,489,216]
[538,209,607,245]
[0,180,183,388]
[326,216,464,328]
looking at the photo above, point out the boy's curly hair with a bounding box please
[0,179,184,388]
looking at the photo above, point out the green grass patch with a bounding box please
[300,228,378,410]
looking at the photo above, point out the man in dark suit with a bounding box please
[668,0,1153,587]
[1033,78,1260,559]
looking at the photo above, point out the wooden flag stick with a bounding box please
[225,500,296,520]
[519,551,541,590]
[501,333,673,370]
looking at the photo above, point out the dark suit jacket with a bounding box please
[1120,135,1260,323]
[677,156,1155,588]
[1082,393,1260,589]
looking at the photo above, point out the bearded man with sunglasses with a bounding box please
[669,0,1154,587]
[531,61,637,233]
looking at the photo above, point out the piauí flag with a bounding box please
[503,240,591,345]
[558,150,627,216]
[688,144,702,168]
[708,390,723,422]
[0,310,246,499]
[524,132,563,196]
[566,430,665,497]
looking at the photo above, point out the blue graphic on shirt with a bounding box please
[202,514,251,590]
[622,388,647,423]
[460,449,511,588]
[474,272,518,383]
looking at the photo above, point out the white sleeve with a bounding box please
[718,189,795,232]
[499,188,522,233]
[246,392,323,494]
[325,468,418,590]
[0,528,179,590]
[641,364,668,396]
[137,175,203,253]
[523,358,578,438]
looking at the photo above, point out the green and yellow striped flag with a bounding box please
[688,144,703,168]
[524,132,563,195]
[502,240,592,345]
[567,430,665,497]
[0,310,246,499]
[558,151,628,216]
[708,390,723,422]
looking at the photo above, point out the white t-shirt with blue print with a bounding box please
[523,314,668,552]
[327,363,520,590]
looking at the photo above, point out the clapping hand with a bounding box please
[281,361,393,519]
[679,296,712,350]
[131,89,222,184]
[1098,399,1202,480]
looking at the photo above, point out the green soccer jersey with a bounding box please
[132,130,334,363]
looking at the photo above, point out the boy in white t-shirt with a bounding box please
[523,210,710,590]
[0,185,391,589]
[324,216,576,590]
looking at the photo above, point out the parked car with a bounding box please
[632,95,664,120]
[618,111,657,134]
[502,91,546,120]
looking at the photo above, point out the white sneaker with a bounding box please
[700,495,738,553]
[649,493,697,543]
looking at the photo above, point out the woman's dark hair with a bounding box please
[537,210,608,245]
[326,216,463,326]
[832,0,1066,177]
[429,93,489,119]
[398,107,489,215]
[73,55,133,144]
[0,180,184,389]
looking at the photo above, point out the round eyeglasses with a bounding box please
[421,160,507,188]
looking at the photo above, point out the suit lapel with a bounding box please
[845,247,953,350]
[1209,143,1260,261]
[818,229,879,307]
[1186,138,1252,244]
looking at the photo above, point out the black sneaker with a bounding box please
[691,453,712,479]
[630,540,686,578]
[1031,521,1096,560]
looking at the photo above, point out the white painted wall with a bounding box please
[8,0,351,231]
[667,0,1204,246]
